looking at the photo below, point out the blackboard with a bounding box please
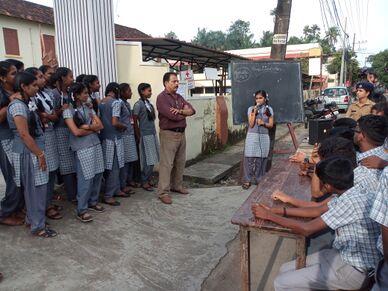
[231,60,304,124]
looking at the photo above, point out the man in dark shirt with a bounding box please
[156,72,195,204]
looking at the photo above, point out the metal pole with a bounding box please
[349,33,356,85]
[339,18,347,86]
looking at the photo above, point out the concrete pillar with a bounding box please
[52,0,117,88]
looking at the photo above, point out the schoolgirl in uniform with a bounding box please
[25,67,61,220]
[118,83,138,195]
[38,65,55,90]
[242,90,274,190]
[83,75,101,114]
[64,82,105,222]
[99,82,125,206]
[133,83,160,191]
[51,67,77,202]
[0,61,24,225]
[8,72,56,237]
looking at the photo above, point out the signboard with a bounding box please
[272,34,287,45]
[180,70,195,89]
[308,57,321,76]
[204,67,219,80]
[177,82,188,99]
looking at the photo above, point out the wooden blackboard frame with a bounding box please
[231,60,304,124]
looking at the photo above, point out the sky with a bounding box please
[30,0,388,66]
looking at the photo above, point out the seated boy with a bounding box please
[252,157,381,290]
[370,166,388,291]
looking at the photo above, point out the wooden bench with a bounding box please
[231,158,312,291]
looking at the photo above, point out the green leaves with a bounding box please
[370,50,388,86]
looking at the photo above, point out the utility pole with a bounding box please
[349,33,356,85]
[270,0,293,60]
[339,18,347,86]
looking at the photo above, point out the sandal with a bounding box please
[77,212,93,223]
[33,227,57,238]
[159,194,172,204]
[88,204,105,213]
[46,207,63,220]
[121,186,135,195]
[242,183,251,190]
[114,191,130,198]
[52,204,63,211]
[142,183,154,192]
[128,182,141,188]
[102,199,120,206]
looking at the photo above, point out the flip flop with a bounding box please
[102,199,121,206]
[242,183,251,190]
[142,185,154,192]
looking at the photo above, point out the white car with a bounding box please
[322,86,351,112]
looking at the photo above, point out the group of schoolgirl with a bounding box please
[0,59,159,238]
[253,112,388,290]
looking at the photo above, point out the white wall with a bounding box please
[0,15,55,67]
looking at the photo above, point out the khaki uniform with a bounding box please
[345,99,375,121]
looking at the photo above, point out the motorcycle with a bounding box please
[304,97,339,128]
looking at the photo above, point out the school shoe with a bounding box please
[159,194,172,204]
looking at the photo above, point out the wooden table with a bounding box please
[231,158,312,291]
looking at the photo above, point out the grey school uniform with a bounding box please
[7,99,48,233]
[36,89,59,208]
[118,99,138,189]
[0,88,24,218]
[63,104,104,214]
[99,98,124,198]
[52,89,76,200]
[243,105,273,184]
[133,98,160,183]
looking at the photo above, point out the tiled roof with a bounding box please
[0,0,54,25]
[0,0,151,39]
[114,24,150,39]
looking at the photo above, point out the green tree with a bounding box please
[192,28,227,50]
[302,24,321,43]
[326,49,360,83]
[320,27,339,55]
[370,49,388,86]
[257,30,273,47]
[287,36,303,45]
[225,19,255,49]
[165,31,178,39]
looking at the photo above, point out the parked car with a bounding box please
[322,86,351,112]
